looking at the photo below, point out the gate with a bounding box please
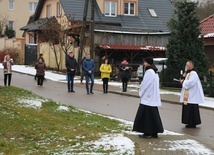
[25,44,37,65]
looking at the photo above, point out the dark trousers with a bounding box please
[37,75,44,86]
[80,71,85,83]
[102,78,109,93]
[4,74,12,86]
[85,73,94,93]
[67,73,75,91]
[121,77,129,92]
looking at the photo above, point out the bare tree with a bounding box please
[39,15,81,71]
[0,14,8,37]
[196,0,214,20]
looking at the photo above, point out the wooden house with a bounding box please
[20,0,175,71]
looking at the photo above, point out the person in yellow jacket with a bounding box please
[99,58,112,94]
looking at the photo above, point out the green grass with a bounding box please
[0,86,131,155]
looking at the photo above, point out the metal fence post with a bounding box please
[209,71,212,96]
[161,61,165,87]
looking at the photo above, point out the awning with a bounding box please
[99,44,166,51]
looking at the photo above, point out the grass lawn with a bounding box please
[0,86,133,155]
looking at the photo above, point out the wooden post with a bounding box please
[89,0,94,59]
[78,0,89,74]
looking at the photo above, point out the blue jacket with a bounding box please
[83,58,95,74]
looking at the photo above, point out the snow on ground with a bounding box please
[1,64,214,154]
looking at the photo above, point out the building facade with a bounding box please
[0,0,38,38]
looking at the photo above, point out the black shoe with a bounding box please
[139,134,152,139]
[87,92,90,95]
[70,90,75,93]
[185,125,196,128]
[90,91,94,94]
[151,134,158,138]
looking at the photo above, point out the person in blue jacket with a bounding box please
[83,53,95,94]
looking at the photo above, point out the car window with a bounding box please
[154,61,162,65]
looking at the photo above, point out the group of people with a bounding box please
[66,52,96,94]
[133,58,204,139]
[2,53,46,87]
[66,52,113,95]
[2,53,204,139]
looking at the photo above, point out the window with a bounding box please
[29,2,38,12]
[8,21,14,30]
[105,1,116,17]
[29,35,35,43]
[57,3,61,17]
[148,9,158,17]
[9,0,14,10]
[46,5,51,18]
[124,2,135,15]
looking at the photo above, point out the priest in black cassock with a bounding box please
[179,61,204,128]
[133,57,164,139]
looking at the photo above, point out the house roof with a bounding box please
[20,16,57,31]
[60,0,175,33]
[200,14,214,36]
[29,0,175,33]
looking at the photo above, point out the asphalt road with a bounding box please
[1,71,214,149]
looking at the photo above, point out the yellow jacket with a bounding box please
[99,64,112,79]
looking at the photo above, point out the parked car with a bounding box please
[137,58,167,80]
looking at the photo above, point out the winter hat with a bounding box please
[144,57,153,65]
[121,58,128,65]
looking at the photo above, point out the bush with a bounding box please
[4,26,16,38]
[160,68,182,87]
[0,48,20,64]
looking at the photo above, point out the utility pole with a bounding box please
[78,0,89,74]
[89,0,94,58]
[78,0,95,74]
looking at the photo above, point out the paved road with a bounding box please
[1,71,214,152]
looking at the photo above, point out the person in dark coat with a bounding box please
[35,53,45,80]
[119,58,132,92]
[133,57,164,139]
[66,51,77,92]
[35,57,46,86]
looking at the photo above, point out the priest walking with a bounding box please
[133,57,164,138]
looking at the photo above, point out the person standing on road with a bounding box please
[133,57,164,139]
[99,58,112,94]
[179,61,204,128]
[35,53,45,80]
[35,57,46,86]
[83,53,95,94]
[2,54,14,86]
[66,51,77,92]
[119,58,132,92]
